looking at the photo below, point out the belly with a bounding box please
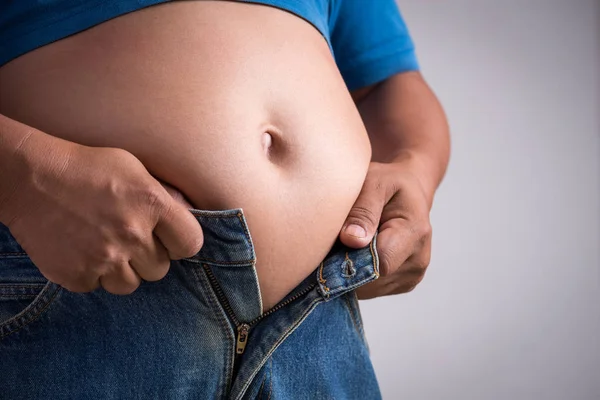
[0,1,371,309]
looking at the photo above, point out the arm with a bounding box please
[356,71,449,207]
[339,71,450,299]
[0,114,33,223]
[0,113,202,293]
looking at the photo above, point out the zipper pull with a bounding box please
[236,324,250,355]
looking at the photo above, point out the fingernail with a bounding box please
[345,224,367,238]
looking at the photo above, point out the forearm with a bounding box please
[0,114,70,225]
[357,71,450,206]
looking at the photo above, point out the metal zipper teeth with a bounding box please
[246,282,317,327]
[202,264,316,329]
[203,264,242,327]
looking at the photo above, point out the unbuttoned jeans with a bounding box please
[0,209,381,399]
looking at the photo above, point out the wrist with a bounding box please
[390,149,439,207]
[0,117,72,225]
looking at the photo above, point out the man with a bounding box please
[0,0,449,398]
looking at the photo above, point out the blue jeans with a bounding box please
[0,209,381,399]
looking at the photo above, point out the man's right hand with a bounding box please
[0,119,203,295]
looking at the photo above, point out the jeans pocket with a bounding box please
[0,254,61,339]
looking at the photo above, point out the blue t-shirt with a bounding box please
[0,0,419,90]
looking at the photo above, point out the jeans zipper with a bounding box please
[202,264,316,356]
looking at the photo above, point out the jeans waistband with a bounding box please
[185,208,380,308]
[0,207,380,307]
[186,209,256,265]
[0,209,256,263]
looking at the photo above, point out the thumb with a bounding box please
[340,186,385,249]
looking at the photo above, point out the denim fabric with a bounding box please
[0,209,381,399]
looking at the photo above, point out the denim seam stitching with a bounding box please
[351,290,369,348]
[236,212,253,246]
[0,285,47,289]
[317,262,330,298]
[183,257,255,266]
[188,213,239,219]
[370,239,379,277]
[234,297,324,400]
[320,275,379,299]
[193,266,235,398]
[266,358,273,400]
[343,292,363,338]
[0,283,61,339]
[257,370,266,399]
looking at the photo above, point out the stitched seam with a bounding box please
[183,257,255,266]
[0,284,61,339]
[343,293,362,338]
[320,275,378,299]
[0,284,46,288]
[188,213,240,219]
[370,239,379,277]
[236,212,253,246]
[266,358,273,400]
[354,292,368,346]
[234,298,323,400]
[257,370,266,399]
[317,262,330,297]
[192,266,235,397]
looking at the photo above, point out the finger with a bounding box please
[44,260,101,293]
[355,278,387,300]
[375,220,417,277]
[340,174,393,249]
[129,234,171,282]
[99,263,142,295]
[158,180,194,209]
[355,259,425,299]
[154,198,204,260]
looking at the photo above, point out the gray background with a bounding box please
[360,1,600,399]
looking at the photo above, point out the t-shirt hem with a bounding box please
[0,0,170,67]
[0,0,334,68]
[340,46,420,91]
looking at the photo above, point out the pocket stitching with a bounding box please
[0,282,61,339]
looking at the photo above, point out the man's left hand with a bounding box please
[339,160,432,299]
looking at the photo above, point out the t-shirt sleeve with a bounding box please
[329,0,419,91]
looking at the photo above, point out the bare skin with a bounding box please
[0,2,371,310]
[0,115,204,295]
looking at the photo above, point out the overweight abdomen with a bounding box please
[0,1,372,309]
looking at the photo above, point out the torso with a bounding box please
[0,1,371,310]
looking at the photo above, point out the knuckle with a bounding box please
[95,244,123,266]
[414,220,432,239]
[117,222,146,247]
[144,185,168,212]
[410,256,430,274]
